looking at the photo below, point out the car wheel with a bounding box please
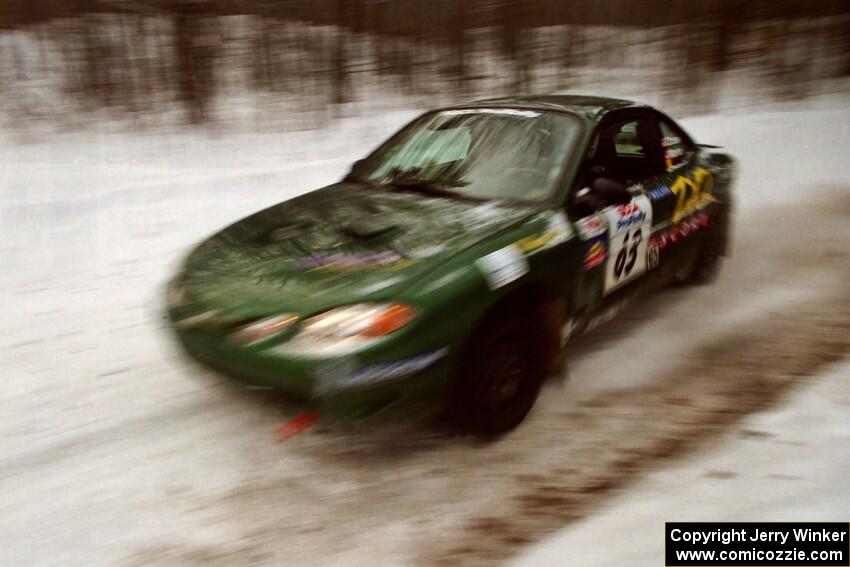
[453,304,547,437]
[675,218,724,285]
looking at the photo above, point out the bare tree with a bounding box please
[174,0,216,123]
[332,0,350,108]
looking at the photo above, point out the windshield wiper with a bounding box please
[343,171,453,197]
[390,178,455,196]
[386,178,484,202]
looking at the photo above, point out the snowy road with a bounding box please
[2,100,849,566]
[513,358,850,567]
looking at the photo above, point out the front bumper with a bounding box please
[168,314,455,421]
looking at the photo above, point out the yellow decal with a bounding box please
[516,231,559,253]
[515,214,573,254]
[671,167,715,223]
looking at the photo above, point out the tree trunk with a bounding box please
[332,0,349,108]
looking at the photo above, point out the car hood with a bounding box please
[179,183,536,317]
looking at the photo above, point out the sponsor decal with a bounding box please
[615,209,646,231]
[315,348,449,393]
[648,184,672,201]
[516,232,557,253]
[576,214,606,238]
[671,167,715,222]
[646,240,660,269]
[578,213,608,270]
[583,234,607,269]
[515,212,574,253]
[649,211,712,252]
[476,244,529,289]
[616,203,640,217]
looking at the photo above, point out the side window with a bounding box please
[658,119,693,171]
[613,121,644,158]
[591,118,662,182]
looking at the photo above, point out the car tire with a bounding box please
[674,217,725,285]
[452,302,547,437]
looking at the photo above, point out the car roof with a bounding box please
[448,94,647,121]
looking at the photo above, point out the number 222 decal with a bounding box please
[671,167,714,223]
[603,195,652,294]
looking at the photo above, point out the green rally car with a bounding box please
[167,95,736,435]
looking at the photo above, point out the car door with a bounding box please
[592,116,660,297]
[569,112,676,319]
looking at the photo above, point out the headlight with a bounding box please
[232,314,298,344]
[280,303,415,355]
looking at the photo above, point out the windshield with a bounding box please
[351,108,582,203]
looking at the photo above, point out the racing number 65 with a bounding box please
[614,228,641,279]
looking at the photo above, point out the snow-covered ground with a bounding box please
[1,96,849,566]
[513,359,850,567]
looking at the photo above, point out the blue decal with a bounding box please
[648,185,672,201]
[616,211,646,231]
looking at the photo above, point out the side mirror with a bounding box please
[344,158,367,183]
